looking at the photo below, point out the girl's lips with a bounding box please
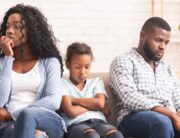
[79,76,86,80]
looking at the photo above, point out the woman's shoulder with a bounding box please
[39,57,59,64]
[38,57,61,76]
[38,57,60,69]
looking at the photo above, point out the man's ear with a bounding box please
[140,31,146,42]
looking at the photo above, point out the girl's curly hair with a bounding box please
[0,4,63,76]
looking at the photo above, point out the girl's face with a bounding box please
[5,13,28,47]
[67,54,92,85]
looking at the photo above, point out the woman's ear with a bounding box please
[65,61,70,69]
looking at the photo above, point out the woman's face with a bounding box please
[5,13,28,47]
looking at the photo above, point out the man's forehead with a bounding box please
[148,27,171,36]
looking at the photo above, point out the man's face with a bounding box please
[142,27,171,61]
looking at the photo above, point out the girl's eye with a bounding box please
[75,67,81,69]
[85,66,90,69]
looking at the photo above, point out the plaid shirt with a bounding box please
[110,48,180,126]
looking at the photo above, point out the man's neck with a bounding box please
[136,47,156,70]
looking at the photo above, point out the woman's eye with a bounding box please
[6,25,10,29]
[14,25,22,29]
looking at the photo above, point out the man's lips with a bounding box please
[156,51,164,56]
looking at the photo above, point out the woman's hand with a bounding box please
[0,36,14,56]
[0,108,12,121]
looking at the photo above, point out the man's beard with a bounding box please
[143,41,163,61]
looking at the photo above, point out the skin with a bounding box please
[61,54,110,118]
[137,27,170,69]
[0,13,38,121]
[137,27,180,131]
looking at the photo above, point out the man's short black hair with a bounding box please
[141,17,171,33]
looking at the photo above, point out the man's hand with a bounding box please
[0,108,12,121]
[170,112,180,131]
[151,106,180,131]
[177,111,180,117]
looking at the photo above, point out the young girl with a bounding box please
[60,42,124,138]
[0,4,65,138]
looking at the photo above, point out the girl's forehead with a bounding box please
[70,54,92,63]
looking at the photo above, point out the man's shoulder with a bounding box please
[157,60,171,69]
[111,50,134,65]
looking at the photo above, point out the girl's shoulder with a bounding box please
[86,77,104,86]
[61,78,73,89]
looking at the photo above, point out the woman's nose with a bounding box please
[6,27,14,36]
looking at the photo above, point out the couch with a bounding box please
[87,72,116,125]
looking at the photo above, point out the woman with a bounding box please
[0,4,65,138]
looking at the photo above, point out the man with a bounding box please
[110,17,180,138]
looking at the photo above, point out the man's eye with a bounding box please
[156,39,162,43]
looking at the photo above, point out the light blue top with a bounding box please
[0,56,64,121]
[61,77,107,127]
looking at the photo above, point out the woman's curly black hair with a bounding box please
[0,4,64,76]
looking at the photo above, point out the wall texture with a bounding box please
[0,0,180,74]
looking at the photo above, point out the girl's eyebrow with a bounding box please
[74,63,91,66]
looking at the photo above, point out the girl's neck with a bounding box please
[69,77,86,91]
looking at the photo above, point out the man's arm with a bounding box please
[171,74,180,112]
[152,106,180,131]
[110,57,162,111]
[110,57,180,130]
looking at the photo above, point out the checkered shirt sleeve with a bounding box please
[110,56,162,111]
[170,69,180,111]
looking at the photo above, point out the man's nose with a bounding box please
[159,43,166,49]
